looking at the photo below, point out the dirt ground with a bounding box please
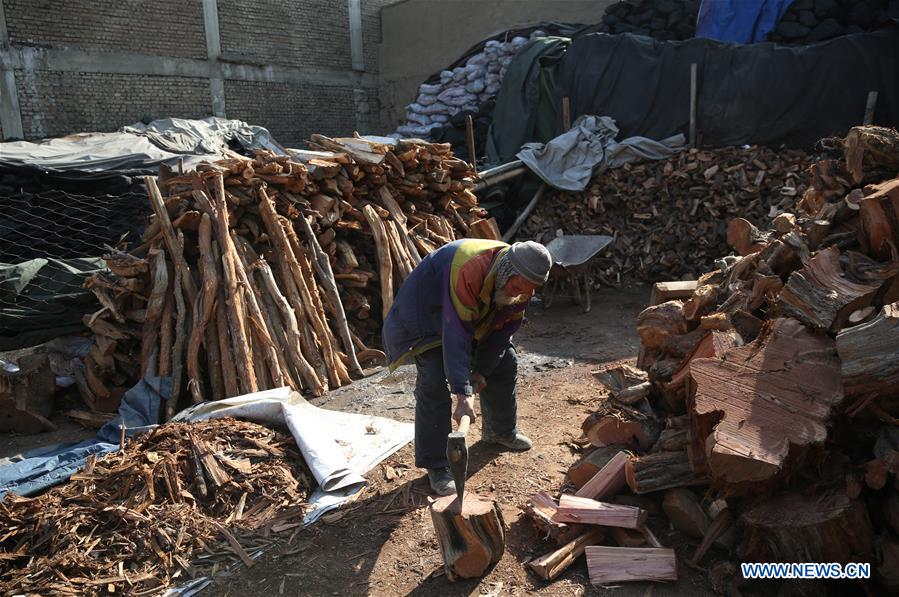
[205,285,718,597]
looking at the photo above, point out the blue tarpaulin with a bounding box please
[696,0,795,44]
[0,375,170,498]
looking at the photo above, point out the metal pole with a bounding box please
[863,91,878,125]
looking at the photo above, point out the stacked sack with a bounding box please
[395,32,543,139]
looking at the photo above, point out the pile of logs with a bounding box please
[519,127,899,592]
[0,417,313,595]
[520,145,810,283]
[80,135,490,418]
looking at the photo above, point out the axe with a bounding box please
[446,414,471,507]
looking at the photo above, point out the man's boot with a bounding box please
[427,467,456,496]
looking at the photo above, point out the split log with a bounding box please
[649,280,698,306]
[575,451,628,500]
[144,176,198,305]
[207,180,257,395]
[553,495,646,529]
[582,412,659,451]
[688,318,844,489]
[468,217,502,241]
[844,125,899,185]
[214,278,240,398]
[727,218,769,256]
[661,330,740,411]
[567,446,625,489]
[295,212,363,378]
[362,204,394,318]
[836,301,899,399]
[167,232,188,420]
[592,364,649,405]
[585,546,677,584]
[682,284,719,321]
[662,489,709,539]
[740,491,873,564]
[776,246,880,331]
[429,493,505,581]
[140,249,168,376]
[186,214,218,404]
[528,528,603,581]
[519,492,582,545]
[626,450,709,494]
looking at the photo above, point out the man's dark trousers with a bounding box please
[413,345,518,469]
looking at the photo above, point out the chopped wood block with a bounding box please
[844,125,899,184]
[467,217,502,241]
[662,330,739,411]
[575,451,628,500]
[682,284,719,321]
[689,318,844,488]
[649,280,698,306]
[567,446,624,489]
[583,414,658,451]
[611,527,647,547]
[528,528,603,581]
[626,450,709,494]
[585,546,677,584]
[554,495,647,529]
[741,492,873,564]
[662,489,709,539]
[836,302,899,400]
[430,493,505,581]
[637,301,687,351]
[519,492,582,545]
[776,246,880,332]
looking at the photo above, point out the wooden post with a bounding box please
[689,63,697,148]
[502,183,546,242]
[465,114,477,173]
[562,96,571,132]
[864,91,878,125]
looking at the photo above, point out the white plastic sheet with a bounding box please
[172,387,414,524]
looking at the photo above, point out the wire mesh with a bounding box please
[0,190,151,327]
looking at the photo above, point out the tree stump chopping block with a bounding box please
[429,493,506,581]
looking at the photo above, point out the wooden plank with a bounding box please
[586,546,677,584]
[575,451,628,500]
[649,280,698,306]
[553,495,646,529]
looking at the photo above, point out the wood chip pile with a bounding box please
[519,146,810,283]
[80,135,488,418]
[0,418,313,595]
[519,127,899,592]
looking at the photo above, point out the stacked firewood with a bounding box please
[520,146,810,283]
[519,127,899,592]
[0,418,312,595]
[80,135,486,418]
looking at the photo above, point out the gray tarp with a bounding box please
[516,115,685,191]
[0,117,284,177]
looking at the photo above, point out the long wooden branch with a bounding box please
[144,176,199,306]
[362,204,394,318]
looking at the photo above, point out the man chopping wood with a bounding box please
[383,239,553,495]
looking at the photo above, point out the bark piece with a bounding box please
[429,493,505,581]
[836,301,899,400]
[626,450,709,494]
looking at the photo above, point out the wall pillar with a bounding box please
[0,1,24,139]
[202,0,226,118]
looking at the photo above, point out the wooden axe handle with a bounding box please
[457,414,471,435]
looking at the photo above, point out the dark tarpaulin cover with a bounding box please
[556,27,898,149]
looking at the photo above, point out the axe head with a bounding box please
[446,431,468,505]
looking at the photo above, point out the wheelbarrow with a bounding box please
[542,235,614,313]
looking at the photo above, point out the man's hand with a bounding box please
[470,372,487,394]
[453,393,476,425]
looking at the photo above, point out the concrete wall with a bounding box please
[378,0,612,129]
[0,0,396,145]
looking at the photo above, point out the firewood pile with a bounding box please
[0,418,313,595]
[79,135,486,418]
[520,145,810,283]
[519,127,899,592]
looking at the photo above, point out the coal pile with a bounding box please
[768,0,893,44]
[592,0,700,41]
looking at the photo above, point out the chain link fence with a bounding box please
[0,190,151,350]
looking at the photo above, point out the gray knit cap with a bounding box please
[508,241,553,285]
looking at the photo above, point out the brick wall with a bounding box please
[218,0,352,69]
[2,0,207,59]
[14,71,211,139]
[224,79,355,146]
